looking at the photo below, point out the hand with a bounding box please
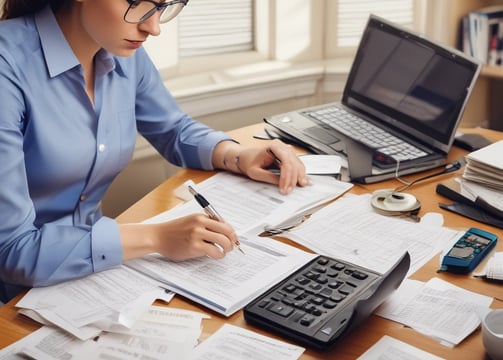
[120,214,237,261]
[238,139,310,194]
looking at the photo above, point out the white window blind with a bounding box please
[178,0,254,57]
[337,0,414,47]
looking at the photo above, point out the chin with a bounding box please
[112,48,137,58]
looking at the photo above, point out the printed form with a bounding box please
[285,193,464,276]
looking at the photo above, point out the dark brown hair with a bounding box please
[1,0,67,20]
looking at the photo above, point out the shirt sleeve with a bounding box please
[0,47,123,299]
[132,48,232,170]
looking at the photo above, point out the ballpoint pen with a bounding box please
[267,148,282,167]
[187,185,245,254]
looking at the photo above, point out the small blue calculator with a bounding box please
[439,227,498,274]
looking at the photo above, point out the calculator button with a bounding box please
[268,303,294,317]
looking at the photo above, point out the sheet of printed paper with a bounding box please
[357,335,445,360]
[144,172,352,234]
[125,232,317,316]
[0,307,209,360]
[285,193,463,275]
[191,324,305,360]
[16,266,172,340]
[0,326,98,360]
[376,278,493,346]
[95,306,209,360]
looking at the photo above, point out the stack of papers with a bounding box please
[146,171,353,235]
[15,266,173,340]
[125,233,317,316]
[0,306,208,360]
[463,139,503,190]
[9,171,350,349]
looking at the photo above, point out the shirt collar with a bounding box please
[35,6,121,78]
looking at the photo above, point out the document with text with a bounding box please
[285,193,464,276]
[191,324,305,360]
[376,277,493,346]
[144,172,353,235]
[125,232,317,316]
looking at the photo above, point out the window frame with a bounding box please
[143,0,428,114]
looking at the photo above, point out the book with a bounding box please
[462,5,503,65]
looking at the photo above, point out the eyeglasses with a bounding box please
[124,0,189,24]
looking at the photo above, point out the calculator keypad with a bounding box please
[244,253,410,350]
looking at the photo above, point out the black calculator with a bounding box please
[244,252,410,350]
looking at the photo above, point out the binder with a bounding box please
[436,178,503,229]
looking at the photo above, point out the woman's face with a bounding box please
[76,0,161,57]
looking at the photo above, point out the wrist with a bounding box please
[120,223,159,260]
[215,140,243,174]
[223,147,243,174]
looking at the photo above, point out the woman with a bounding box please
[0,0,309,303]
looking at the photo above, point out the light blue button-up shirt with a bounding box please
[0,6,231,302]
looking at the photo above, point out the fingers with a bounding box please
[267,140,310,194]
[199,220,236,258]
[156,214,237,261]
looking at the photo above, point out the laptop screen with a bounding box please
[343,15,481,151]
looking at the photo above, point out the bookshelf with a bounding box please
[448,0,503,130]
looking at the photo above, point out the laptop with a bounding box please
[264,14,482,183]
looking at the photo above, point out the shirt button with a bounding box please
[98,144,106,152]
[80,194,86,201]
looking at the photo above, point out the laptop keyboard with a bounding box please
[304,105,430,164]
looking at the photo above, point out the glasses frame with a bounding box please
[124,0,189,24]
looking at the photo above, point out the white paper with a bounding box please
[144,172,352,234]
[94,306,208,360]
[190,324,305,360]
[358,335,445,360]
[285,193,463,276]
[458,177,503,212]
[125,232,317,316]
[16,266,173,340]
[376,278,493,346]
[0,307,209,360]
[475,251,503,280]
[0,326,98,360]
[299,154,342,175]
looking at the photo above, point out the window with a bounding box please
[144,1,423,84]
[336,0,414,47]
[178,0,254,57]
[326,0,422,58]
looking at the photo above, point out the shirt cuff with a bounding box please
[198,131,234,170]
[91,217,123,272]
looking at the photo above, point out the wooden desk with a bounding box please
[1,124,502,359]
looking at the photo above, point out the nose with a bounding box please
[138,12,161,36]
